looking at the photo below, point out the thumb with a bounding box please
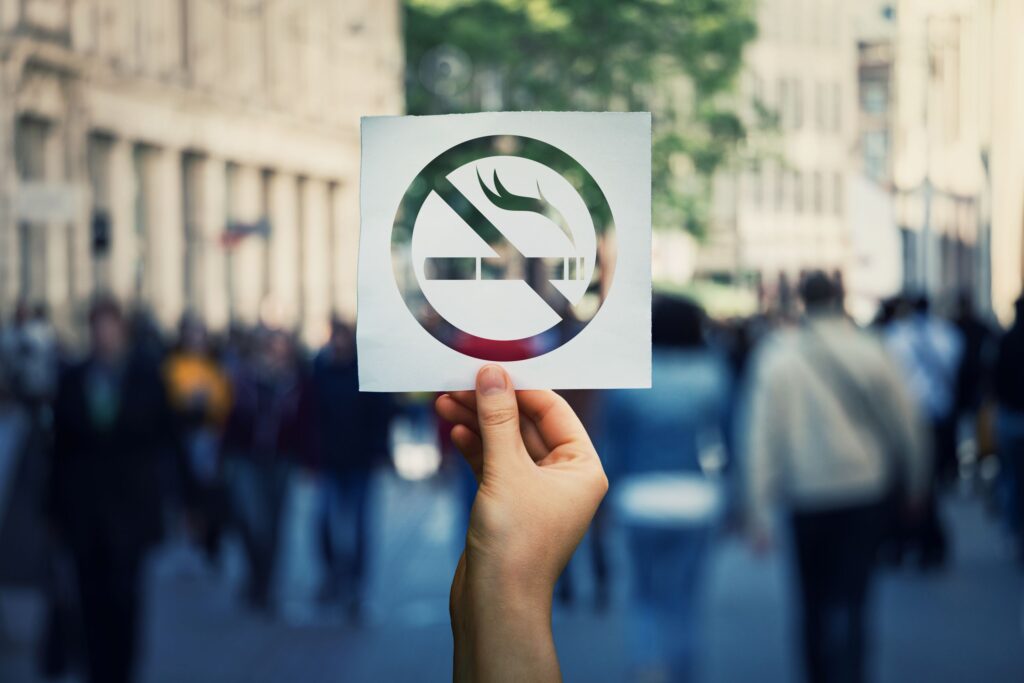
[475,365,526,474]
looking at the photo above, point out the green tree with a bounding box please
[404,0,758,235]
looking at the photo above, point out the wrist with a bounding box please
[452,555,559,682]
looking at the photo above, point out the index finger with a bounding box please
[515,390,591,451]
[448,389,592,451]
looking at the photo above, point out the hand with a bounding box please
[436,365,608,683]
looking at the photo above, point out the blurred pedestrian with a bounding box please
[310,319,392,620]
[952,291,997,432]
[994,295,1024,565]
[886,295,963,484]
[745,272,929,683]
[885,294,963,567]
[164,314,232,563]
[603,295,730,681]
[222,329,309,610]
[0,301,58,423]
[50,297,175,683]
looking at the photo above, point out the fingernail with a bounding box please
[477,365,507,396]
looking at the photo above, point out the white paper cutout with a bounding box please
[357,111,652,392]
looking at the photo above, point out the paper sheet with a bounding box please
[357,111,651,391]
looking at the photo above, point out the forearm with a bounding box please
[451,554,560,683]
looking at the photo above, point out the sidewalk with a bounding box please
[1,471,1022,682]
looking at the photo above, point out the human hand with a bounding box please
[436,365,608,683]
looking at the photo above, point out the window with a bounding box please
[861,81,887,115]
[774,163,786,211]
[750,162,763,208]
[793,171,804,213]
[815,82,826,130]
[832,82,842,132]
[862,131,888,181]
[813,171,823,214]
[777,78,790,128]
[833,172,844,216]
[793,79,804,130]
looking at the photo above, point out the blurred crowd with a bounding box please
[0,276,1022,683]
[0,301,395,683]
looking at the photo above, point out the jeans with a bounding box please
[225,457,288,607]
[320,470,372,602]
[997,409,1024,554]
[624,524,711,681]
[791,500,885,683]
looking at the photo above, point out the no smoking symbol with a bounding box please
[391,135,616,361]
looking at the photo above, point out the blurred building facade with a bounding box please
[982,0,1024,324]
[0,0,403,341]
[891,0,989,311]
[693,0,1023,321]
[697,0,857,309]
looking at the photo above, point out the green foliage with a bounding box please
[404,0,758,234]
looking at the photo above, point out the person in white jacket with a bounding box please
[744,271,930,683]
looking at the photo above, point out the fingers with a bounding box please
[474,365,529,476]
[438,392,548,463]
[516,390,591,451]
[436,393,477,430]
[444,385,591,461]
[450,425,482,482]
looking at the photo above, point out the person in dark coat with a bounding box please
[50,297,175,683]
[953,291,996,422]
[221,328,311,611]
[995,295,1024,563]
[310,319,392,619]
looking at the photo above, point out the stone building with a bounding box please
[697,0,858,307]
[891,0,1024,323]
[0,0,403,343]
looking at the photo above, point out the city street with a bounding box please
[2,468,1022,682]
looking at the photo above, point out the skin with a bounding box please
[92,312,127,364]
[435,365,608,683]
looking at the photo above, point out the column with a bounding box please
[989,0,1024,324]
[106,138,137,304]
[266,171,300,329]
[198,156,229,331]
[299,178,329,345]
[146,147,185,330]
[227,164,264,326]
[42,119,70,325]
[0,62,14,314]
[332,179,359,323]
[64,94,94,313]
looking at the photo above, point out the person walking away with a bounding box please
[222,329,308,611]
[952,291,997,444]
[164,315,232,563]
[50,298,175,683]
[0,302,58,426]
[994,295,1024,565]
[310,320,393,621]
[885,295,963,567]
[745,272,929,683]
[603,296,731,681]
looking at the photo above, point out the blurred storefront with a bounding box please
[0,0,403,343]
